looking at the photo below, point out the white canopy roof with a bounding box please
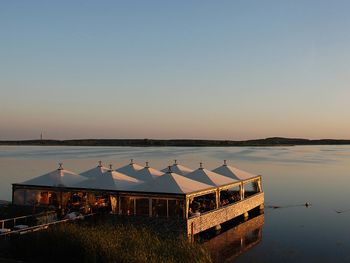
[212,160,258,180]
[161,160,193,175]
[184,163,238,186]
[22,163,86,187]
[75,167,143,191]
[116,159,144,178]
[133,170,213,194]
[80,161,109,178]
[134,162,164,182]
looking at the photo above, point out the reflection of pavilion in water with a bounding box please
[204,214,264,263]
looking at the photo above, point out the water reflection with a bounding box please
[204,214,264,263]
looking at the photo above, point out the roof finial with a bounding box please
[174,159,177,165]
[145,161,149,168]
[199,162,203,169]
[109,164,113,171]
[130,159,134,165]
[98,160,102,167]
[223,160,227,166]
[58,163,63,170]
[167,166,172,173]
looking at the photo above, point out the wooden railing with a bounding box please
[0,213,96,238]
[187,192,264,236]
[0,211,57,230]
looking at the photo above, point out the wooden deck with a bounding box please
[187,192,264,235]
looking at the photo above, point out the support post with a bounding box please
[149,198,152,217]
[243,211,249,220]
[185,196,189,219]
[133,198,136,215]
[23,190,27,206]
[215,188,220,208]
[259,203,265,211]
[257,177,263,192]
[118,196,122,215]
[12,186,15,205]
[59,191,63,209]
[215,224,221,232]
[240,182,245,200]
[190,222,194,243]
[166,199,169,218]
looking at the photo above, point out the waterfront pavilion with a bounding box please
[12,160,264,235]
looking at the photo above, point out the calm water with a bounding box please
[1,145,350,262]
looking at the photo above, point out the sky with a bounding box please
[1,1,350,140]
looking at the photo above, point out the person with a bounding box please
[210,200,215,210]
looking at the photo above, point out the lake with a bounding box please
[1,145,350,262]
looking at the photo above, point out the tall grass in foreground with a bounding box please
[7,223,211,263]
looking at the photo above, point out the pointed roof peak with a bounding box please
[184,167,237,186]
[116,161,147,178]
[161,162,193,176]
[134,171,213,194]
[213,163,257,180]
[80,164,109,179]
[199,162,203,169]
[23,166,85,187]
[75,169,143,191]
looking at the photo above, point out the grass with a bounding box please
[3,222,211,263]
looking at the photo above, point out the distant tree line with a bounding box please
[0,137,350,146]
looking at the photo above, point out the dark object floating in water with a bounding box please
[334,208,350,214]
[268,205,281,209]
[267,202,311,209]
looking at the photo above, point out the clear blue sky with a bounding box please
[1,1,349,140]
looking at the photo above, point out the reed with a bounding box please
[6,223,211,263]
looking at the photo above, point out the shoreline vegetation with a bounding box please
[0,216,211,263]
[1,137,350,147]
[0,205,211,263]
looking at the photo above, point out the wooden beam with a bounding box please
[257,178,263,192]
[218,181,241,191]
[149,198,152,217]
[240,182,244,200]
[186,188,217,199]
[133,198,136,215]
[216,189,220,209]
[185,197,189,219]
[118,196,122,215]
[166,199,169,218]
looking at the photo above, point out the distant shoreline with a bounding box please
[1,137,350,147]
